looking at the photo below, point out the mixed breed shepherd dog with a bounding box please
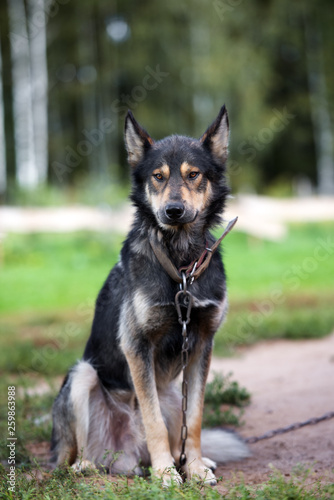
[51,106,249,486]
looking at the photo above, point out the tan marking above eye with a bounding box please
[180,161,201,181]
[152,164,170,182]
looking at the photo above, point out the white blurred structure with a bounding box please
[7,0,48,189]
[0,36,6,194]
[28,0,49,185]
[304,14,334,195]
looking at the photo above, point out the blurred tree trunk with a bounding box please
[7,0,37,189]
[93,0,110,182]
[190,15,213,132]
[0,36,7,194]
[28,0,49,185]
[1,1,16,187]
[304,11,334,195]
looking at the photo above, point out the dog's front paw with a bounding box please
[182,458,217,486]
[153,465,183,487]
[72,459,97,473]
[163,467,183,487]
[201,456,217,471]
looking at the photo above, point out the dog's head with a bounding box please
[125,107,230,231]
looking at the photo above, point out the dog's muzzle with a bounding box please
[165,202,185,222]
[159,203,198,226]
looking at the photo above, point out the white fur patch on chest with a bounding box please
[133,290,153,328]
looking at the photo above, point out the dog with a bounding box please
[51,106,249,486]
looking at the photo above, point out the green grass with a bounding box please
[0,316,89,376]
[222,222,334,300]
[0,232,123,313]
[0,460,333,499]
[213,222,334,353]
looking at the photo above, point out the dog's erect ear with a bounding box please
[124,111,154,168]
[200,105,229,163]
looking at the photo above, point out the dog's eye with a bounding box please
[188,171,200,180]
[153,173,164,181]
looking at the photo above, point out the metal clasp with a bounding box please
[175,290,193,325]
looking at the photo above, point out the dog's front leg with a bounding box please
[181,340,217,485]
[123,341,182,485]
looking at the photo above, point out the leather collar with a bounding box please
[149,217,238,284]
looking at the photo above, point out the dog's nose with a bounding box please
[165,202,185,221]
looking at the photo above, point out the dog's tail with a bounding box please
[201,429,250,463]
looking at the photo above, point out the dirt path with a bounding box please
[210,332,334,487]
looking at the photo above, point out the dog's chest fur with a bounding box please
[123,275,227,384]
[117,234,227,370]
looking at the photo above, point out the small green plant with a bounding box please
[203,372,250,428]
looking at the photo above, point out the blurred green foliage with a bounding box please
[203,372,250,427]
[1,0,334,200]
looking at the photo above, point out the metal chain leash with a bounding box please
[245,411,334,444]
[172,268,334,459]
[175,270,195,467]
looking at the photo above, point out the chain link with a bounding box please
[174,274,334,457]
[245,411,334,444]
[175,271,194,467]
[175,268,334,455]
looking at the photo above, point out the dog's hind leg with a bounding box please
[51,372,78,466]
[86,386,148,475]
[52,361,99,470]
[68,361,99,470]
[53,359,148,475]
